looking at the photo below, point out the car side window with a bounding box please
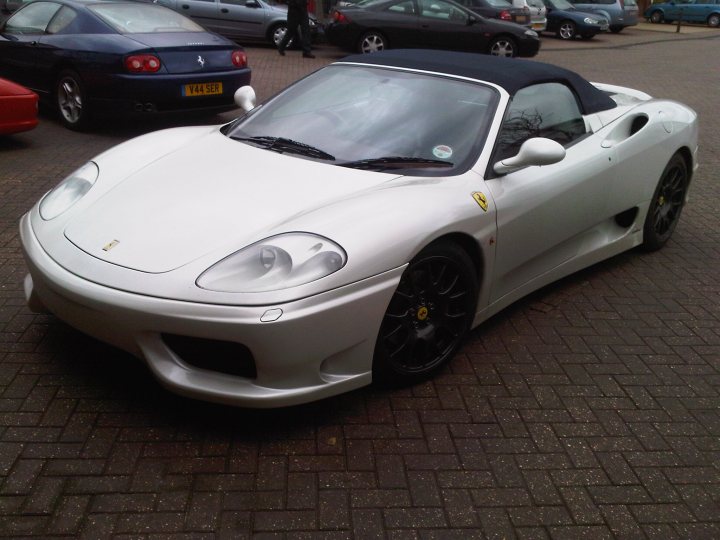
[387,0,417,13]
[495,82,587,162]
[419,0,468,20]
[4,1,62,33]
[46,6,77,34]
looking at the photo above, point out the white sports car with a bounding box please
[20,50,698,407]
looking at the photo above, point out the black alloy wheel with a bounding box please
[641,153,688,251]
[373,242,478,384]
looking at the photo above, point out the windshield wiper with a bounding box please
[339,156,453,171]
[232,136,335,161]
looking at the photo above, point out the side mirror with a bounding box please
[468,15,477,25]
[245,0,260,6]
[234,85,256,112]
[493,137,566,175]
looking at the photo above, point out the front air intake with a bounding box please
[162,334,257,378]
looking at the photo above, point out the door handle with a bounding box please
[221,7,228,11]
[181,4,189,8]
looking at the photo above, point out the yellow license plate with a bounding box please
[532,22,544,29]
[183,82,223,97]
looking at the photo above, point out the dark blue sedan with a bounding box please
[541,0,609,39]
[0,0,251,129]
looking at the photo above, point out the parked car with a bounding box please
[20,49,698,407]
[0,77,38,134]
[455,0,531,26]
[645,0,720,26]
[326,0,541,57]
[511,0,547,29]
[541,0,609,37]
[566,0,638,31]
[153,0,321,47]
[0,0,251,130]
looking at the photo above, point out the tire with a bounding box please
[609,24,623,33]
[488,36,517,57]
[708,13,720,27]
[649,10,663,23]
[56,70,92,131]
[372,241,478,385]
[641,153,689,252]
[557,20,577,40]
[357,30,387,53]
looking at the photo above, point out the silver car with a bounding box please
[20,51,698,407]
[154,0,319,46]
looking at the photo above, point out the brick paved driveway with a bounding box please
[1,28,719,539]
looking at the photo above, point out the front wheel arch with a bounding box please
[372,239,480,385]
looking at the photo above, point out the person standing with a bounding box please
[278,0,315,58]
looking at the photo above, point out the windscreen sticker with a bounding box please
[472,192,489,212]
[432,145,453,159]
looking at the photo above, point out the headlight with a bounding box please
[584,17,599,24]
[39,162,98,220]
[524,29,539,38]
[197,232,347,293]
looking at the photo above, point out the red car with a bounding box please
[0,77,39,135]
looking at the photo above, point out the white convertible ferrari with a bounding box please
[20,50,698,407]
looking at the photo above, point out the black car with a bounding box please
[0,0,251,129]
[326,0,540,57]
[455,0,530,26]
[541,0,608,39]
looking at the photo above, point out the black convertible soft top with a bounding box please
[338,49,617,115]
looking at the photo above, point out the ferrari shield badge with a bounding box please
[472,192,489,212]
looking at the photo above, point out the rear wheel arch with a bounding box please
[676,146,694,185]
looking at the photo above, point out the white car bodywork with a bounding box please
[21,54,699,407]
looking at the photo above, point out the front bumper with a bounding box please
[20,213,403,408]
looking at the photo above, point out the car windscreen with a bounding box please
[224,65,499,175]
[486,0,514,7]
[88,3,204,33]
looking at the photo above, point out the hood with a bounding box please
[64,132,395,273]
